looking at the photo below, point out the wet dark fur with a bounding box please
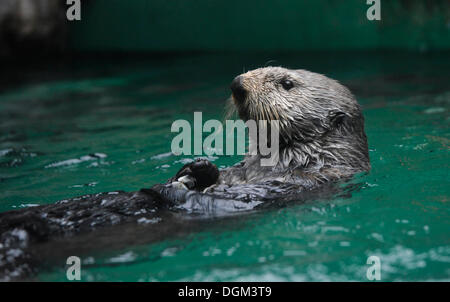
[0,67,370,280]
[155,67,370,203]
[220,68,370,184]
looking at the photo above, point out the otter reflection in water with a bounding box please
[0,67,370,280]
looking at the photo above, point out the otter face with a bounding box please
[230,67,362,144]
[229,66,370,173]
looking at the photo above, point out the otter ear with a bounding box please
[328,110,348,128]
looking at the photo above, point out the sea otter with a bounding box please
[0,67,370,280]
[153,67,370,209]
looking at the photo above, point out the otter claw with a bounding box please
[171,181,189,191]
[177,175,196,190]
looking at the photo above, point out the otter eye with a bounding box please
[281,79,294,90]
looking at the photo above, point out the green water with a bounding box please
[0,52,449,281]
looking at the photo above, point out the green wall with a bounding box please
[70,0,450,51]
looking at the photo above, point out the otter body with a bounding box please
[156,67,370,205]
[220,68,370,184]
[0,67,370,280]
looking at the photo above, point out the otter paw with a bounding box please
[171,158,219,191]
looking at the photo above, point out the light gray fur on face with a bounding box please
[221,67,370,185]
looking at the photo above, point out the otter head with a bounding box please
[229,67,370,177]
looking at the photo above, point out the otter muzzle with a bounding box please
[230,75,247,103]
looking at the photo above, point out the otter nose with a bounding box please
[230,75,247,103]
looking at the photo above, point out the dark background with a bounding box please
[0,0,449,56]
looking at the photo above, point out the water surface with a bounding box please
[0,52,449,281]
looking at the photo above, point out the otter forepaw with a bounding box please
[170,158,219,191]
